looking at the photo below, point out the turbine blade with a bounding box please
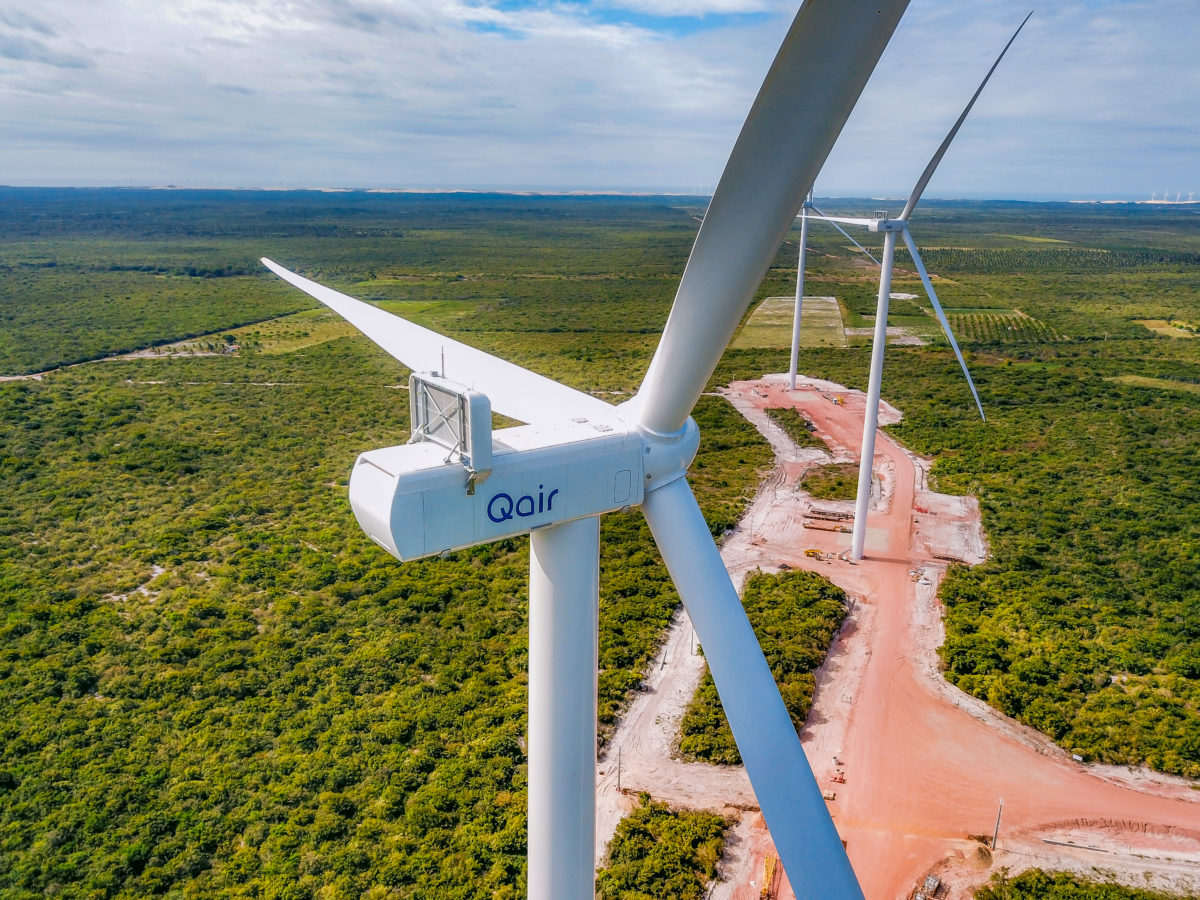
[633,0,910,435]
[261,258,616,425]
[899,11,1032,221]
[641,477,863,898]
[810,203,882,265]
[901,231,985,420]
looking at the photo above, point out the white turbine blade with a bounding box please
[810,204,882,265]
[634,0,910,435]
[262,258,616,425]
[809,214,878,228]
[901,231,985,420]
[642,477,863,898]
[899,11,1033,221]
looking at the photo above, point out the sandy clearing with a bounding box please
[597,372,1199,900]
[733,375,1199,900]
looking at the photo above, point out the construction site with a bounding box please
[596,375,1200,900]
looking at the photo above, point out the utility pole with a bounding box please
[617,747,622,793]
[991,798,1004,850]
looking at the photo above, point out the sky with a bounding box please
[0,0,1197,199]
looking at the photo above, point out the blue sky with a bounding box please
[1,0,1197,199]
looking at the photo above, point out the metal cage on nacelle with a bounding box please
[408,372,492,492]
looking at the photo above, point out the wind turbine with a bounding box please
[262,2,910,898]
[811,12,1031,560]
[787,190,880,390]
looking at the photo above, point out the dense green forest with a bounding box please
[595,795,725,900]
[2,189,1199,896]
[678,570,846,764]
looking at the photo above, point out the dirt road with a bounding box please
[736,375,1200,899]
[597,373,1199,900]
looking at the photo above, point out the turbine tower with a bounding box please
[813,12,1030,560]
[787,190,880,390]
[263,1,911,897]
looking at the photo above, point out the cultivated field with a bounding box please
[730,294,848,349]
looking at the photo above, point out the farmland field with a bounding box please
[946,308,1065,344]
[731,294,847,349]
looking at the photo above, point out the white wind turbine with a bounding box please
[262,2,910,897]
[787,189,881,390]
[800,13,1031,560]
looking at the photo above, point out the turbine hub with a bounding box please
[634,417,700,493]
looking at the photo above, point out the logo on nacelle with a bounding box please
[487,484,560,523]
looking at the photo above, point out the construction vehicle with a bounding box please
[914,874,942,900]
[804,548,823,559]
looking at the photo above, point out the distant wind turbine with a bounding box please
[802,11,1032,559]
[787,189,880,390]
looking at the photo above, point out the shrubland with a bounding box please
[678,570,846,764]
[2,191,1199,898]
[975,870,1199,899]
[596,795,725,900]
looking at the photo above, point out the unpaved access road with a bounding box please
[597,374,1200,900]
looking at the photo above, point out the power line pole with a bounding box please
[991,798,1004,850]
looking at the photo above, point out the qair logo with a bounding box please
[487,485,560,523]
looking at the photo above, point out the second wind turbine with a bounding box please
[798,12,1031,560]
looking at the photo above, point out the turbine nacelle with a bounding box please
[350,383,700,561]
[868,216,907,232]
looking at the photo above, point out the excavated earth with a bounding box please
[596,375,1200,900]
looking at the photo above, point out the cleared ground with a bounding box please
[1107,374,1200,395]
[732,295,847,349]
[1137,319,1198,338]
[598,376,1200,900]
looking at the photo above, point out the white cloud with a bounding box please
[0,0,1197,196]
[594,0,781,15]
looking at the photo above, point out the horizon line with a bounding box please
[0,184,1190,205]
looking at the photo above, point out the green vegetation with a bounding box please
[596,795,725,900]
[975,870,1199,899]
[3,190,1200,895]
[678,570,846,764]
[764,406,826,450]
[904,246,1200,275]
[0,190,770,898]
[947,311,1064,344]
[799,463,860,502]
[731,294,847,349]
[1106,373,1200,395]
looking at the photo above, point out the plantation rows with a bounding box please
[901,246,1200,274]
[948,313,1064,345]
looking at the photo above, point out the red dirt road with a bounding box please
[727,376,1200,899]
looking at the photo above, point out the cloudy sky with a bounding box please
[1,0,1196,198]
